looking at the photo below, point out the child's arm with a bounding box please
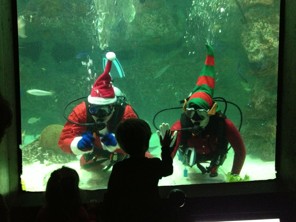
[158,123,177,176]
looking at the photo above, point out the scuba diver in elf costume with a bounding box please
[58,52,151,170]
[170,45,246,179]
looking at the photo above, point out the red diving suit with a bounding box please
[58,101,138,169]
[171,112,246,176]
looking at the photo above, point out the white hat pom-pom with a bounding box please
[106,52,116,61]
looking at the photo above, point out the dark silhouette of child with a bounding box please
[36,166,91,222]
[0,93,13,222]
[101,118,176,222]
[0,93,13,143]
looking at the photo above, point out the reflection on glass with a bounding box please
[17,0,279,191]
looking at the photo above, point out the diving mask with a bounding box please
[185,108,210,129]
[88,104,114,118]
[185,108,208,121]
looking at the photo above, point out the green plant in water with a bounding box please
[226,172,250,182]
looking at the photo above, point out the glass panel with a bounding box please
[17,0,279,191]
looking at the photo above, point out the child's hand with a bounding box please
[157,123,177,151]
[157,123,170,140]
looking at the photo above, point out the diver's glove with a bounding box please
[77,132,94,151]
[101,133,117,146]
[157,123,177,154]
[101,133,118,152]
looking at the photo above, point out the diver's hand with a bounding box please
[101,133,117,146]
[77,132,94,151]
[101,133,118,152]
[157,123,177,150]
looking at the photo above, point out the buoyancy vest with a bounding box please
[180,111,228,167]
[82,101,128,165]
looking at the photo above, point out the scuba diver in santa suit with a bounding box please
[58,52,148,170]
[170,45,246,178]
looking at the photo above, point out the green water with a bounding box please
[17,0,279,191]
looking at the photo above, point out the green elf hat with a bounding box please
[186,44,216,111]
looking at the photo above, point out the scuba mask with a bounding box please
[185,108,208,122]
[185,108,210,132]
[88,104,114,119]
[183,102,217,132]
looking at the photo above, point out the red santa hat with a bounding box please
[88,52,117,105]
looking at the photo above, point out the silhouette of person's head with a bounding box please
[168,188,186,208]
[116,118,151,157]
[0,93,13,143]
[45,166,81,209]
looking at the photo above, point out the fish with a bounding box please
[240,80,251,92]
[76,52,89,60]
[153,64,171,79]
[27,117,40,124]
[26,89,54,96]
[18,16,27,38]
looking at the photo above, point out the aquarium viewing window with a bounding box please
[17,0,280,191]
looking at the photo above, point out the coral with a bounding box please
[242,20,279,63]
[19,0,97,48]
[239,6,279,162]
[245,97,276,160]
[241,5,279,66]
[93,0,137,49]
[22,124,76,165]
[39,124,63,151]
[242,71,277,161]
